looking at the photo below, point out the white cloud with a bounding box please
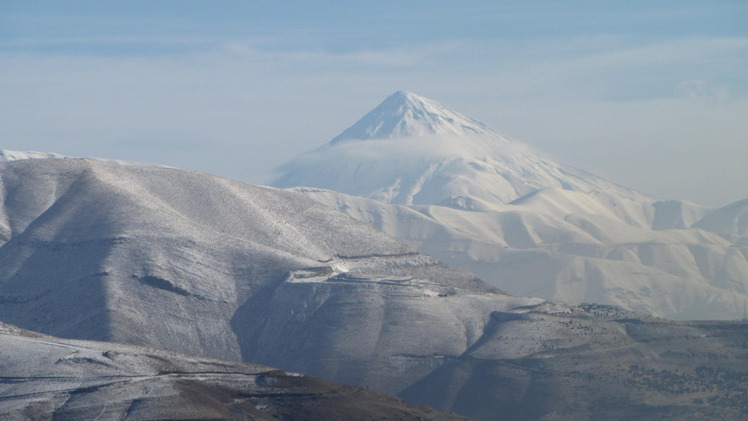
[676,79,730,102]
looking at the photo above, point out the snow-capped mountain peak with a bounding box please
[330,91,496,143]
[273,91,651,208]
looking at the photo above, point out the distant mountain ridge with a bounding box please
[0,148,171,169]
[0,149,67,161]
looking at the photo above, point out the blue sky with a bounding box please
[1,1,746,206]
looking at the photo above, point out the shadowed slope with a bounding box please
[0,158,503,391]
[0,322,466,421]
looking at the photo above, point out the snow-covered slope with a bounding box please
[0,158,519,393]
[0,322,463,421]
[274,92,747,320]
[292,188,748,320]
[1,158,747,420]
[695,199,748,243]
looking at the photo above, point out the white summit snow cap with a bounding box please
[330,91,496,143]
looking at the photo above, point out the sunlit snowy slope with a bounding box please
[273,91,748,320]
